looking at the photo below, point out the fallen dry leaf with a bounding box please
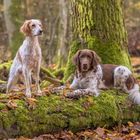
[128,121,134,127]
[7,122,140,140]
[17,136,32,140]
[6,100,17,109]
[95,127,105,137]
[26,98,38,109]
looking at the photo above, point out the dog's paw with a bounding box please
[25,92,32,98]
[35,90,43,96]
[65,92,80,99]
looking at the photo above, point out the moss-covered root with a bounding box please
[0,90,140,138]
[0,61,12,81]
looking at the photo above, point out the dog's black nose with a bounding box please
[83,64,88,69]
[39,30,43,34]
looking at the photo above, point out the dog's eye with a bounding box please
[32,24,35,27]
[87,55,91,58]
[80,55,85,58]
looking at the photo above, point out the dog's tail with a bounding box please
[128,84,140,105]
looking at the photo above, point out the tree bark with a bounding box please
[57,0,70,68]
[64,0,131,80]
[0,91,139,139]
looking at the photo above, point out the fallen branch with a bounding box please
[0,62,63,86]
[43,75,63,86]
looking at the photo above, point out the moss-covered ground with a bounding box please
[0,90,139,139]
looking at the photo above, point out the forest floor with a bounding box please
[13,122,140,140]
[0,57,139,140]
[8,57,140,140]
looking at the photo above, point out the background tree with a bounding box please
[5,0,71,66]
[0,0,139,67]
[64,0,131,80]
[124,0,140,56]
[0,0,9,62]
[3,0,15,47]
[9,0,25,57]
[57,0,70,68]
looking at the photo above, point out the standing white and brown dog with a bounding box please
[7,19,43,97]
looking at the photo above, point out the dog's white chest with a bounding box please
[79,77,91,89]
[20,43,41,69]
[78,75,98,89]
[28,48,41,68]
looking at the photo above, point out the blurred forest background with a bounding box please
[0,1,140,139]
[0,0,140,67]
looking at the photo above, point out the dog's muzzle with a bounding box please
[82,64,89,71]
[38,30,43,35]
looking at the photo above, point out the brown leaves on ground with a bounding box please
[131,57,140,67]
[14,122,140,140]
[6,100,17,109]
[0,80,139,140]
[26,98,38,110]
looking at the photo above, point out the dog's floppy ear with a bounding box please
[72,50,81,72]
[91,51,101,71]
[126,75,135,90]
[20,20,31,36]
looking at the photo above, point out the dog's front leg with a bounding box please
[22,66,31,98]
[66,88,100,98]
[70,76,79,89]
[34,61,42,95]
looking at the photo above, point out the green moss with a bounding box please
[53,68,65,78]
[41,67,56,78]
[40,80,50,88]
[87,37,131,69]
[0,94,9,100]
[1,100,32,137]
[0,103,6,110]
[0,61,12,80]
[0,80,6,84]
[0,90,139,138]
[0,61,12,70]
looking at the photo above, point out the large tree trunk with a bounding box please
[64,0,131,80]
[42,0,60,65]
[0,91,139,139]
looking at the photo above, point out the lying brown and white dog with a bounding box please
[69,49,102,97]
[69,49,140,104]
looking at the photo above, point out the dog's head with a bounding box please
[73,49,101,72]
[20,19,43,36]
[126,75,135,90]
